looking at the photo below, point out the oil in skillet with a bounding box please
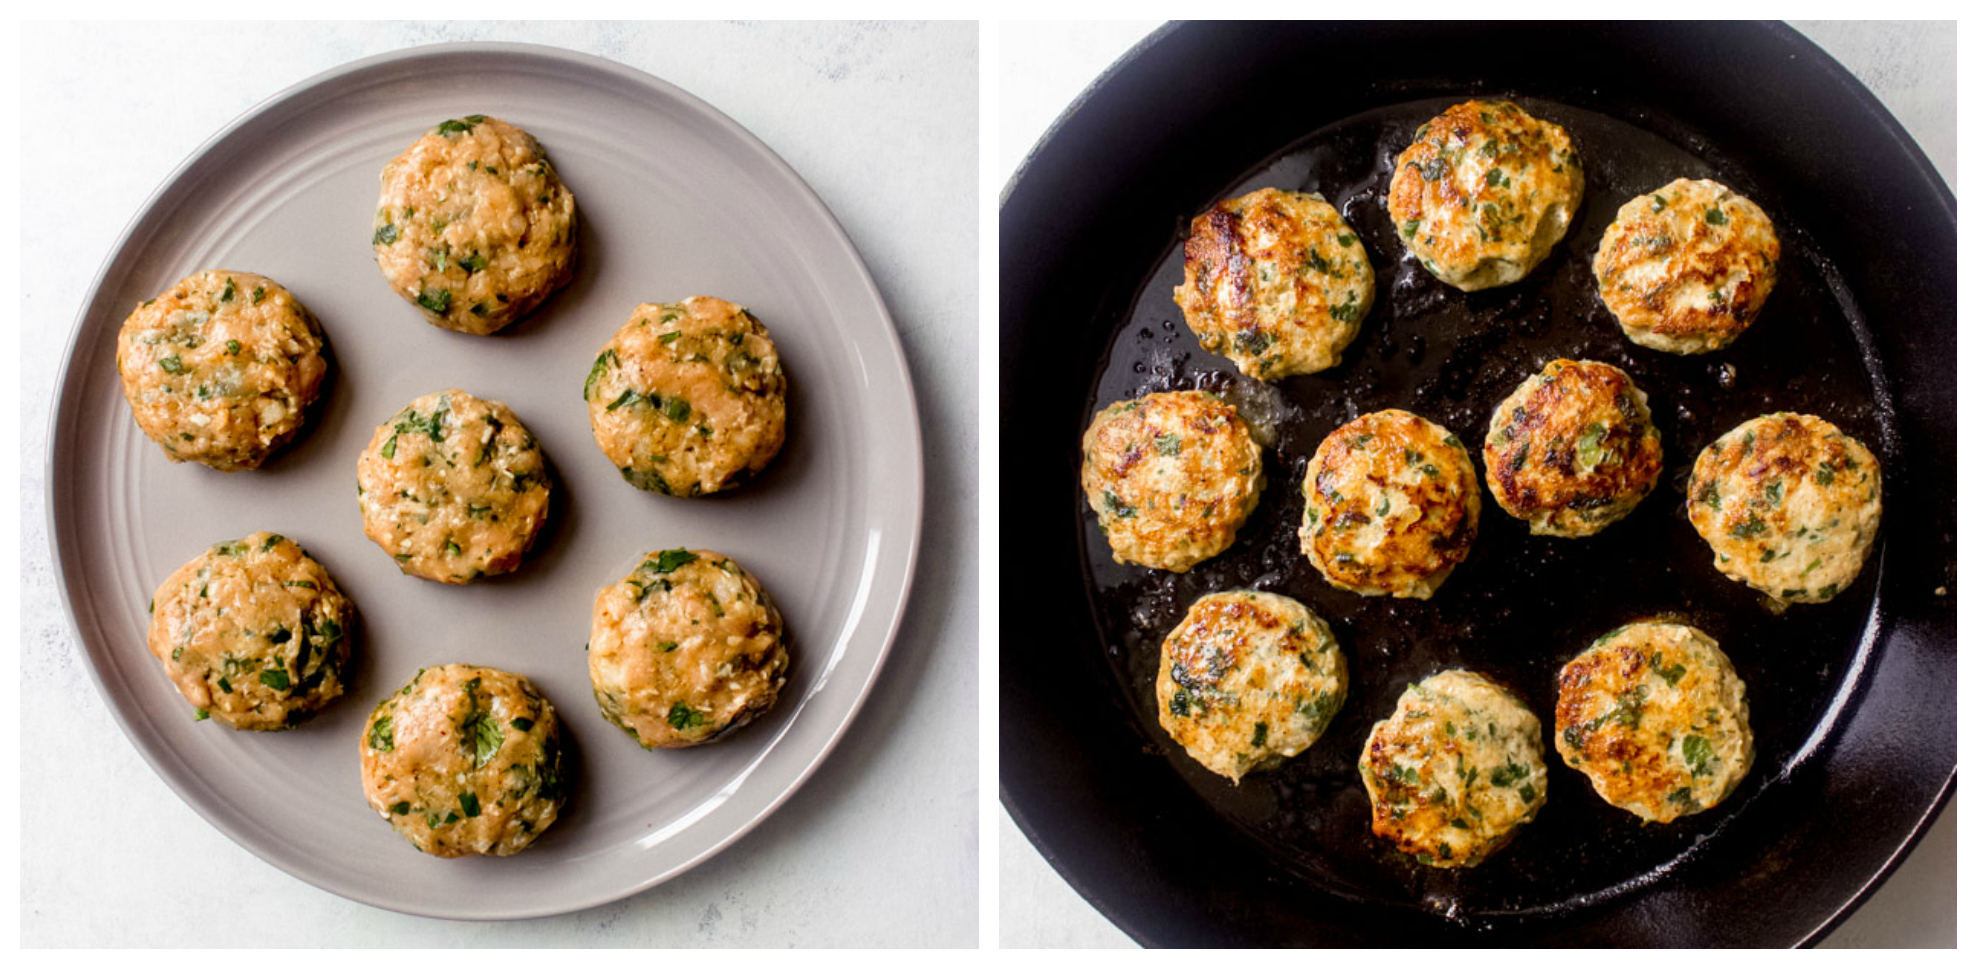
[1078,95,1895,916]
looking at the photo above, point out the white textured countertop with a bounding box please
[997,19,1955,949]
[20,21,979,946]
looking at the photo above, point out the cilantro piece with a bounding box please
[1576,421,1608,469]
[1648,652,1687,687]
[416,288,452,314]
[651,549,699,573]
[1232,329,1272,355]
[1682,734,1714,774]
[667,702,707,730]
[464,712,504,769]
[584,349,616,400]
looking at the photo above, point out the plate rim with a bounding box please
[45,39,925,921]
[997,19,1954,947]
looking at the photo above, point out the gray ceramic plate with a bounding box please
[47,42,923,920]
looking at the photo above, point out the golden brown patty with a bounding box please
[1387,99,1583,291]
[1359,670,1547,867]
[1080,390,1264,572]
[1172,187,1375,380]
[116,270,327,471]
[356,389,551,584]
[372,115,577,335]
[585,297,788,497]
[1595,178,1779,354]
[1155,590,1348,784]
[1687,413,1881,605]
[359,664,567,857]
[1556,621,1754,822]
[589,549,789,749]
[147,532,354,730]
[1483,359,1663,537]
[1299,409,1480,598]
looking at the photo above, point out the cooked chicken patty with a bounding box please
[116,270,327,471]
[1596,178,1779,354]
[1155,590,1348,784]
[585,297,787,497]
[360,664,567,857]
[372,115,577,335]
[589,549,789,749]
[1387,99,1583,291]
[1359,670,1547,867]
[1173,187,1375,380]
[1300,409,1480,598]
[1687,413,1882,606]
[147,532,354,730]
[356,389,551,584]
[1081,390,1264,572]
[1556,621,1754,822]
[1483,359,1663,537]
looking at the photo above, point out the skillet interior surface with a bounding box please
[1088,92,1896,918]
[1001,21,1955,946]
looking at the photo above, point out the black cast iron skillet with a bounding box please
[1000,21,1954,947]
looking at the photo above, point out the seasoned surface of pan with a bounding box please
[1001,22,1955,946]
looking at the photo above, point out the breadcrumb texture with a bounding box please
[116,269,327,471]
[1359,670,1547,868]
[589,549,789,749]
[147,532,354,730]
[360,664,567,857]
[356,389,551,584]
[1387,99,1583,291]
[1173,187,1375,380]
[1301,409,1480,598]
[1483,359,1662,537]
[1687,412,1881,605]
[1596,178,1778,354]
[586,297,788,497]
[372,115,577,335]
[1155,590,1347,784]
[1557,621,1754,823]
[1081,390,1264,573]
